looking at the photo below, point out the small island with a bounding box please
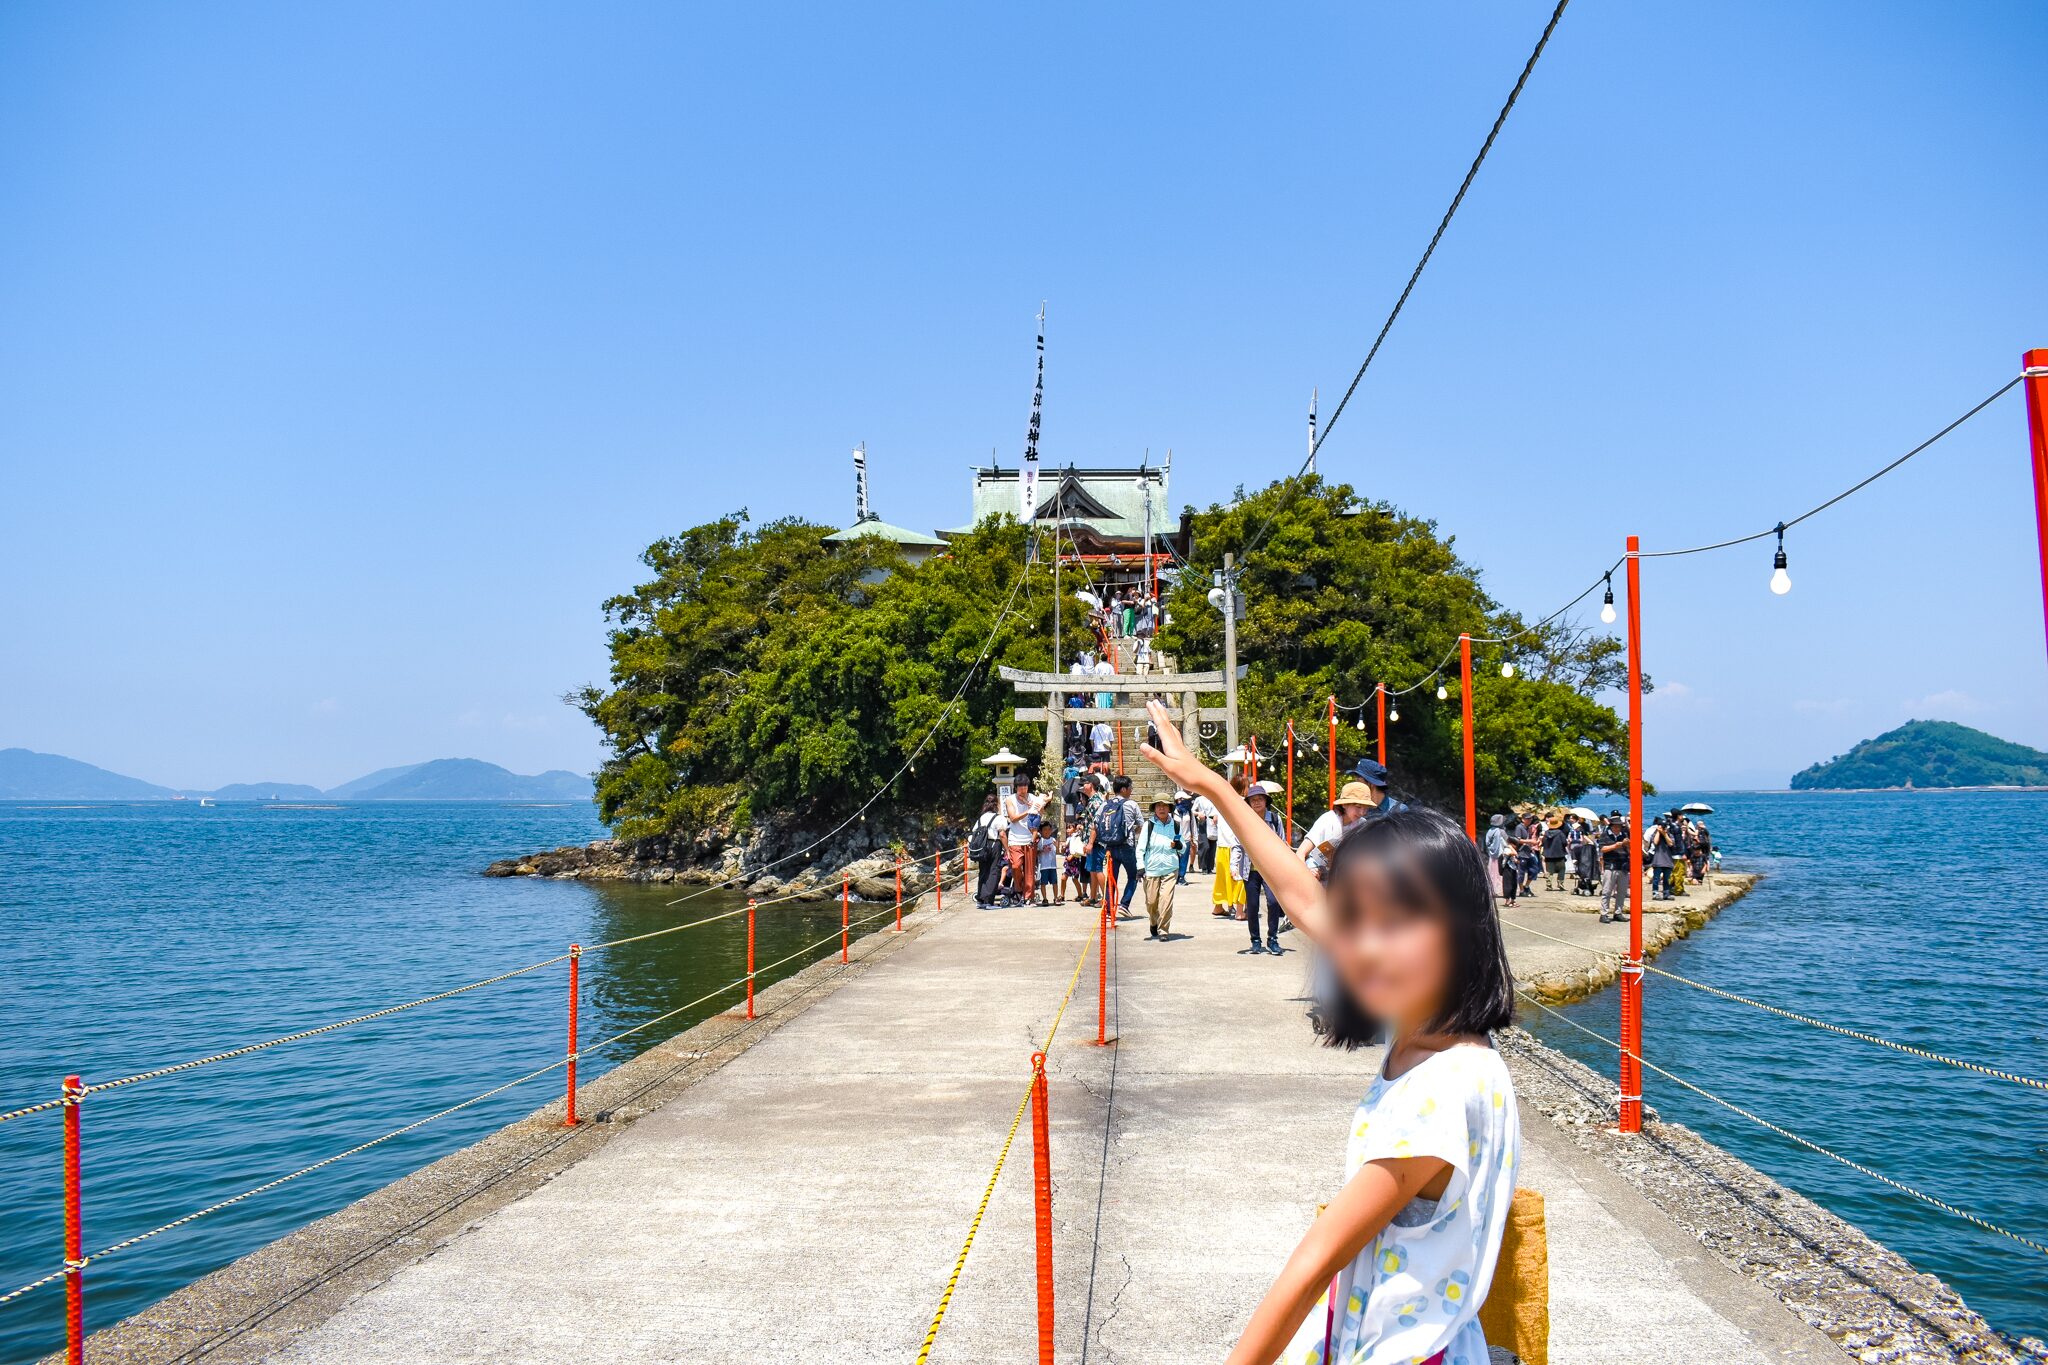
[1790,719,2048,790]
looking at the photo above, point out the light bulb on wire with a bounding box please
[1436,685,1448,701]
[1600,573,1617,625]
[1500,662,1515,679]
[1389,706,1400,722]
[1770,523,1791,596]
[1355,715,1365,731]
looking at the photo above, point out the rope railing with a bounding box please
[1511,988,2048,1260]
[0,857,944,1129]
[916,915,1097,1364]
[1500,916,2048,1094]
[1,877,941,1319]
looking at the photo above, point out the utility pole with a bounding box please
[1222,551,1239,749]
[1053,522,1062,675]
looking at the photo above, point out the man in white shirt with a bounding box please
[1088,719,1114,764]
[999,777,1041,904]
[1092,653,1116,710]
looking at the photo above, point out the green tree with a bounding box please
[1155,478,1635,825]
[577,481,1634,843]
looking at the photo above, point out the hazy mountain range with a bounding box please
[0,749,593,802]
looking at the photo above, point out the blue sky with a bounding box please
[1,1,2042,792]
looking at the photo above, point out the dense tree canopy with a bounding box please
[1158,477,1638,820]
[576,479,1635,841]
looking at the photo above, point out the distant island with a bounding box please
[1790,720,2048,791]
[0,749,593,802]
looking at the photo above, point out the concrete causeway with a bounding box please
[247,868,1843,1365]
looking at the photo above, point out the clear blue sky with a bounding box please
[1,1,2042,792]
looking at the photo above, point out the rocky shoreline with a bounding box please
[1501,1030,2046,1363]
[482,815,961,905]
[1504,871,1763,1006]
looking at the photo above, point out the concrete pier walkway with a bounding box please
[258,867,1842,1365]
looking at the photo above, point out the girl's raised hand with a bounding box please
[1137,699,1212,792]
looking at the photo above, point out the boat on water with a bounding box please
[197,797,215,807]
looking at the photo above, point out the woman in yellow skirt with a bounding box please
[1211,773,1248,917]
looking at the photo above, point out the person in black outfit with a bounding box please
[971,794,1005,907]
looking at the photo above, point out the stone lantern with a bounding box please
[980,747,1028,792]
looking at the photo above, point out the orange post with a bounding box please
[1326,695,1338,808]
[1284,722,1296,840]
[841,880,850,963]
[935,849,943,912]
[1458,635,1476,839]
[1247,735,1258,785]
[1620,535,1646,1133]
[961,842,971,898]
[2025,349,2048,668]
[745,900,757,1020]
[62,1075,82,1365]
[1376,682,1387,766]
[1095,895,1110,1045]
[563,945,581,1126]
[1029,1051,1054,1365]
[894,858,903,932]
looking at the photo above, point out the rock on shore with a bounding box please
[482,813,952,902]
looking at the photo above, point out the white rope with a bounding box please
[1512,988,2048,1259]
[1500,917,2048,1094]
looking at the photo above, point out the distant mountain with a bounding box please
[322,763,426,799]
[328,758,592,801]
[0,748,176,800]
[203,783,328,801]
[1791,720,2048,791]
[0,749,592,802]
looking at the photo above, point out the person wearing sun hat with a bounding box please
[1296,780,1374,881]
[1236,780,1290,954]
[1350,758,1408,821]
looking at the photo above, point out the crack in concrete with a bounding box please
[1091,1251,1136,1364]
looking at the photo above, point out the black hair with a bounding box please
[1311,806,1516,1048]
[1111,775,1132,793]
[980,793,998,813]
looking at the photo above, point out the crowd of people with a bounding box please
[1481,807,1714,921]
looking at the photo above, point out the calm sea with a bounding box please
[1524,789,2048,1346]
[0,794,2042,1359]
[0,800,894,1365]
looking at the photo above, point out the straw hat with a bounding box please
[1334,781,1376,809]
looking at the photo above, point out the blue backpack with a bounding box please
[1093,797,1132,846]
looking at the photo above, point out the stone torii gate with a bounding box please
[996,663,1243,798]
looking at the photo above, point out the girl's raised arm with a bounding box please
[1137,699,1334,951]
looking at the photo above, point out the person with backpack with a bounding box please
[1091,774,1142,917]
[1541,814,1569,892]
[1482,813,1509,897]
[1598,810,1632,923]
[1137,798,1184,937]
[968,794,1006,908]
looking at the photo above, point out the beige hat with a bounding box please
[1333,781,1376,809]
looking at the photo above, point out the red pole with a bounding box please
[1284,722,1295,840]
[962,842,971,898]
[1375,682,1386,766]
[563,946,581,1126]
[1247,735,1258,785]
[841,880,850,963]
[935,849,943,912]
[1621,534,1646,1134]
[1458,635,1476,840]
[2024,349,2048,668]
[1326,695,1337,808]
[1105,855,1118,926]
[62,1075,82,1365]
[1095,896,1109,1045]
[1029,1051,1054,1365]
[894,858,903,932]
[745,901,757,1020]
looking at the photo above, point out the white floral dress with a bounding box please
[1284,1042,1520,1365]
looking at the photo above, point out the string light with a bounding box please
[1600,573,1617,625]
[1770,523,1791,595]
[1436,685,1449,701]
[1355,716,1365,731]
[1389,705,1400,722]
[1500,662,1515,678]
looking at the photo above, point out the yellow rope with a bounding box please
[915,924,1097,1363]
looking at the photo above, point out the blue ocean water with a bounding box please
[1522,790,2048,1345]
[0,801,902,1365]
[0,795,2041,1359]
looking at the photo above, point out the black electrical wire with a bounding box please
[1235,0,1572,570]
